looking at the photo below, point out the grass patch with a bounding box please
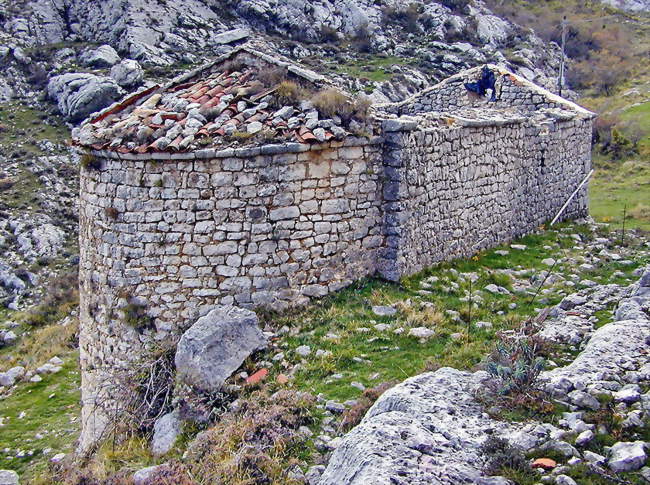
[335,56,412,83]
[0,355,81,480]
[590,157,650,230]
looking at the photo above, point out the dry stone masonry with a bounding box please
[74,55,594,452]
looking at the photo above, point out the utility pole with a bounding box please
[558,16,568,97]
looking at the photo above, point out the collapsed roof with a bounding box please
[73,49,594,155]
[73,46,375,154]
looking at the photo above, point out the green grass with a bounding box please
[5,223,649,483]
[589,157,650,230]
[0,103,69,156]
[259,223,647,404]
[0,354,81,479]
[335,56,412,83]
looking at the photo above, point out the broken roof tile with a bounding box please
[75,50,356,154]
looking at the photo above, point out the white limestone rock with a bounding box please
[79,45,121,68]
[318,368,518,485]
[607,441,647,472]
[0,470,19,485]
[47,73,123,122]
[174,306,267,392]
[151,410,181,456]
[110,59,144,88]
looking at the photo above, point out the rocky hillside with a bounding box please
[0,0,571,313]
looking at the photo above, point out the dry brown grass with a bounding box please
[630,203,650,222]
[6,318,78,369]
[339,381,396,431]
[311,88,351,119]
[182,390,315,484]
[273,81,308,108]
[394,300,444,327]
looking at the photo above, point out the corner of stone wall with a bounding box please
[376,119,418,282]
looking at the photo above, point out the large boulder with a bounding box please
[79,45,121,68]
[175,306,267,392]
[47,73,123,122]
[110,59,144,88]
[608,441,647,472]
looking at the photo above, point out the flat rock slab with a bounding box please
[175,305,267,392]
[318,368,517,485]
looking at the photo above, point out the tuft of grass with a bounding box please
[273,81,308,107]
[80,152,101,170]
[311,88,352,119]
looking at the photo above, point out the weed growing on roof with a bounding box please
[311,88,351,119]
[273,80,308,107]
[80,152,101,170]
[257,66,289,87]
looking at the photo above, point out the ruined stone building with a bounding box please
[72,46,595,450]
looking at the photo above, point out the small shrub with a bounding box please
[440,0,471,13]
[182,390,316,484]
[122,301,153,330]
[312,88,353,119]
[340,382,396,431]
[220,59,247,74]
[80,152,101,170]
[629,204,650,223]
[26,269,79,327]
[257,66,288,87]
[382,4,422,33]
[351,22,373,53]
[320,24,340,44]
[605,128,636,160]
[352,95,373,121]
[0,177,14,191]
[485,336,546,396]
[273,80,308,107]
[480,436,532,476]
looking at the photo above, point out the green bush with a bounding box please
[485,337,546,396]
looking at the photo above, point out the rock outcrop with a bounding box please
[320,267,650,484]
[319,368,517,484]
[110,59,144,88]
[47,73,123,122]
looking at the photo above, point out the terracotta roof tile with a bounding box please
[76,57,359,153]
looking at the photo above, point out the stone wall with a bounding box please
[77,102,593,452]
[378,116,592,279]
[388,66,568,116]
[77,137,384,451]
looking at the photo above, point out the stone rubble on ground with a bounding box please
[319,266,650,484]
